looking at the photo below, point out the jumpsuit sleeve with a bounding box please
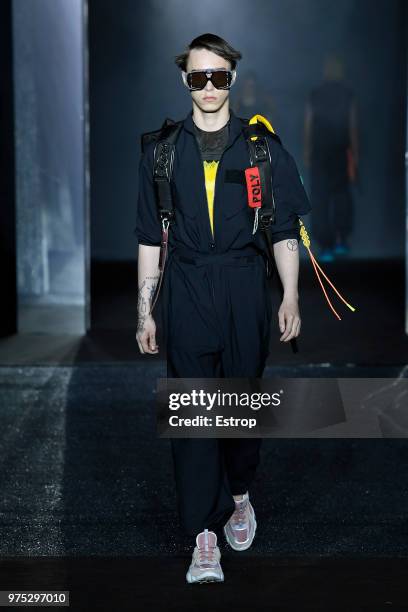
[268,141,312,244]
[133,144,162,247]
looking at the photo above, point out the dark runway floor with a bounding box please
[0,258,407,605]
[1,556,407,611]
[0,362,407,557]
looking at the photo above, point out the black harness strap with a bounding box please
[146,120,183,313]
[241,122,277,278]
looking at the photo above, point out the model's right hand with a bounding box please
[136,315,159,354]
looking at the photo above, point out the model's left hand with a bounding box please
[278,297,301,342]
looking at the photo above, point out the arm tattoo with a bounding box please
[137,274,159,332]
[286,239,298,251]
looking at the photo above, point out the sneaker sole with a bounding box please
[186,569,224,584]
[223,518,257,551]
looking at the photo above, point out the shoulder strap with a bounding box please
[239,116,282,145]
[145,118,183,315]
[151,119,183,221]
[141,117,181,153]
[240,117,278,230]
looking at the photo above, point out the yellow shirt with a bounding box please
[203,160,219,237]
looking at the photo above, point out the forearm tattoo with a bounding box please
[137,275,159,332]
[286,239,298,251]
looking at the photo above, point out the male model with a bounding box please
[135,33,311,584]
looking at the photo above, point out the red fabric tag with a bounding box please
[244,166,262,208]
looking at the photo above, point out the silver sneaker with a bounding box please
[186,529,224,584]
[223,491,257,551]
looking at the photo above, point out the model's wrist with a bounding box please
[283,290,299,301]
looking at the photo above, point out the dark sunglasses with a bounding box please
[186,69,234,91]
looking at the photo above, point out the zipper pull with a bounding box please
[252,207,259,234]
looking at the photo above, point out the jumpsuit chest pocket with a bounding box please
[221,168,249,219]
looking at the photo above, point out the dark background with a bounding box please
[88,0,406,261]
[0,4,408,601]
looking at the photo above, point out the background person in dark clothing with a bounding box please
[304,55,359,261]
[135,33,311,584]
[230,69,277,129]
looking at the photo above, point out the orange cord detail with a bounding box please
[299,219,356,320]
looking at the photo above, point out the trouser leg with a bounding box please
[166,259,268,541]
[167,348,236,539]
[217,309,266,501]
[169,437,236,538]
[219,437,262,496]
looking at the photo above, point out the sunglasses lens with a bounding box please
[188,72,208,90]
[211,71,230,89]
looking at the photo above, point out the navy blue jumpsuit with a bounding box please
[135,108,311,540]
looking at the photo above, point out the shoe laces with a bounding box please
[196,529,218,567]
[197,545,217,567]
[231,497,249,528]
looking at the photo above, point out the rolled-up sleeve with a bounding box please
[268,141,312,244]
[133,145,162,246]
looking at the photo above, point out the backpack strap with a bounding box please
[140,117,178,153]
[239,116,280,280]
[142,118,183,313]
[240,117,283,230]
[152,121,183,231]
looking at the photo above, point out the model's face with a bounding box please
[182,48,236,113]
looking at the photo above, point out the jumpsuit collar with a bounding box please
[182,107,243,149]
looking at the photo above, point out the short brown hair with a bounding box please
[174,33,242,72]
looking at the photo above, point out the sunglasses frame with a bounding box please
[184,68,236,91]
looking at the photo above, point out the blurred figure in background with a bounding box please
[231,69,279,128]
[304,55,359,261]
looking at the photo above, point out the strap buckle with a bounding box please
[159,209,174,227]
[259,208,275,229]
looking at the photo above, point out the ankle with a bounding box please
[233,491,248,502]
